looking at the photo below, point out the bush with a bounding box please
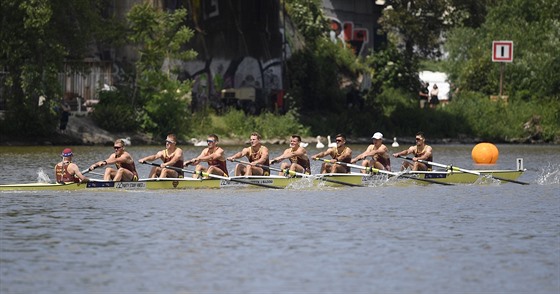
[91,89,139,132]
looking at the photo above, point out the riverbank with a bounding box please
[1,114,555,146]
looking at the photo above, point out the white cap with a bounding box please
[371,132,383,140]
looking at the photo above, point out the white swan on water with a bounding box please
[392,137,399,147]
[300,141,309,148]
[316,136,325,148]
[327,135,337,148]
[190,138,208,147]
[122,137,131,146]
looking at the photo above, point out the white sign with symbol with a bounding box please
[492,41,513,62]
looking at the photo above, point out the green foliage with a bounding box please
[126,4,197,139]
[285,0,330,44]
[444,0,560,99]
[365,45,420,95]
[380,0,450,58]
[0,0,107,137]
[91,89,139,132]
[442,92,560,142]
[202,109,310,140]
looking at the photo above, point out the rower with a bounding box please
[350,132,391,173]
[54,148,89,183]
[90,139,139,181]
[227,132,270,176]
[392,131,433,171]
[186,134,228,178]
[138,133,184,178]
[270,135,311,176]
[311,133,352,173]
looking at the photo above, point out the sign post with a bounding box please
[492,41,513,97]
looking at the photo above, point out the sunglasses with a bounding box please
[165,140,175,144]
[415,138,422,141]
[114,146,123,150]
[335,139,342,142]
[207,140,215,143]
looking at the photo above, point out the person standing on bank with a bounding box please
[54,148,89,183]
[312,133,352,173]
[186,134,228,178]
[138,134,184,178]
[351,132,391,172]
[90,139,139,181]
[419,82,429,109]
[392,131,433,171]
[270,135,311,176]
[59,99,71,133]
[227,132,270,176]
[429,84,440,109]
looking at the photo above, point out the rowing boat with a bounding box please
[0,174,364,191]
[401,169,525,185]
[0,157,527,191]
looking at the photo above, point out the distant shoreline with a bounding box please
[1,115,555,146]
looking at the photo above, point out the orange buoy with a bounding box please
[471,143,499,164]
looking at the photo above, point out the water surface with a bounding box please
[1,144,559,293]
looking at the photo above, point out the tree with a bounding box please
[444,0,560,99]
[0,0,107,137]
[126,3,197,139]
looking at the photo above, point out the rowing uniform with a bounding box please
[414,145,433,170]
[376,155,391,171]
[163,149,184,177]
[55,162,79,183]
[332,146,351,173]
[116,160,139,181]
[368,145,391,171]
[248,146,270,176]
[289,154,311,174]
[207,147,228,176]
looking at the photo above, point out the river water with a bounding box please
[1,144,559,293]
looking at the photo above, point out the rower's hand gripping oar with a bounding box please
[81,163,100,175]
[229,158,311,178]
[140,161,282,189]
[397,156,529,185]
[314,157,454,186]
[231,158,364,187]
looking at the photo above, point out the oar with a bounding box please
[229,158,310,178]
[230,159,364,187]
[397,156,529,185]
[140,161,282,189]
[314,158,454,186]
[81,163,100,175]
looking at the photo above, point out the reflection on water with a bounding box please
[1,145,559,293]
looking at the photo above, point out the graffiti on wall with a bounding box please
[328,17,369,56]
[182,56,283,112]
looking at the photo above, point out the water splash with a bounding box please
[473,175,501,186]
[536,163,560,185]
[37,168,51,183]
[286,177,315,190]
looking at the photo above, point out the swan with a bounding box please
[327,135,337,148]
[190,138,208,147]
[121,137,131,146]
[300,141,309,148]
[392,137,399,147]
[316,136,325,148]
